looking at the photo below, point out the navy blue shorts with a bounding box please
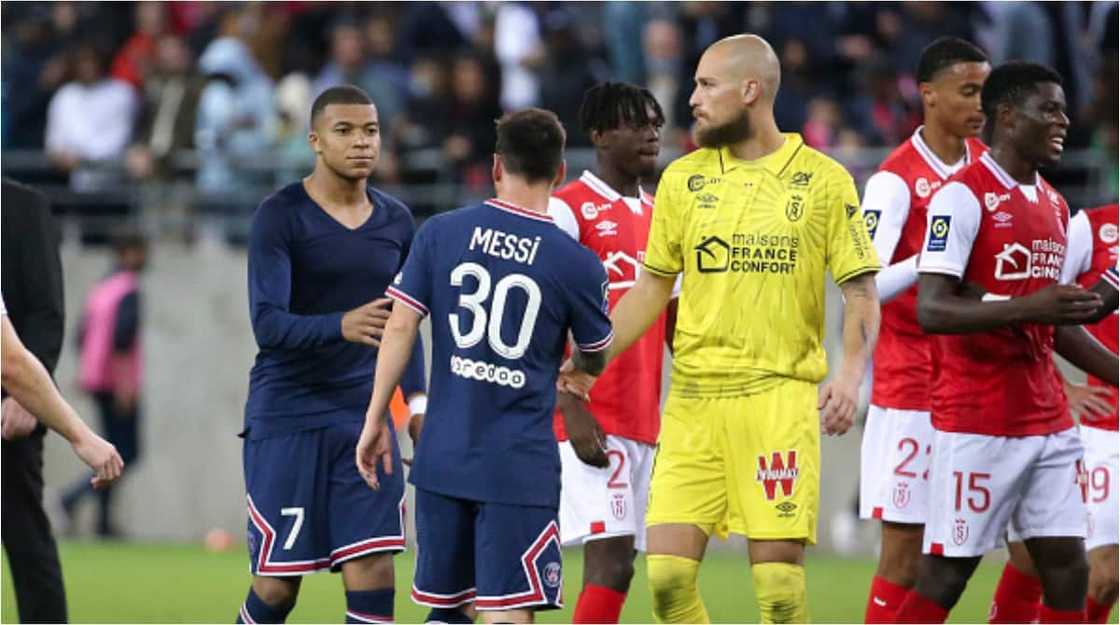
[410,487,563,612]
[243,421,405,576]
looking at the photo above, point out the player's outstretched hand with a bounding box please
[1,397,39,440]
[1019,284,1103,325]
[1064,379,1114,421]
[556,358,596,401]
[342,298,393,347]
[356,420,394,490]
[818,374,859,436]
[557,391,609,468]
[71,428,124,489]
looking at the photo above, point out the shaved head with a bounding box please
[703,34,781,103]
[689,34,782,148]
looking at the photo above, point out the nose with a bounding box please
[688,85,701,109]
[1056,109,1070,129]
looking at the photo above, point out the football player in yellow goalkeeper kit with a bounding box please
[560,35,881,623]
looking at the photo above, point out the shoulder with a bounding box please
[370,186,414,223]
[1,178,47,207]
[251,182,306,233]
[792,145,854,187]
[662,148,721,181]
[929,180,980,215]
[877,140,921,178]
[553,178,592,203]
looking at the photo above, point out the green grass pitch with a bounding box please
[2,541,1116,623]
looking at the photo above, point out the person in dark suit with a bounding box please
[2,177,70,623]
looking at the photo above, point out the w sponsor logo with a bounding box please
[756,450,799,500]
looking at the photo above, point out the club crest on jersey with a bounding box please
[1101,223,1119,245]
[695,235,731,273]
[756,450,799,500]
[785,194,806,222]
[952,518,969,546]
[863,210,881,239]
[580,202,599,220]
[611,493,627,521]
[892,482,911,510]
[927,216,951,252]
[543,562,562,588]
[915,177,931,198]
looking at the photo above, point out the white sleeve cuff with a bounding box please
[408,394,428,416]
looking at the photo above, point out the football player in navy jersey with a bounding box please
[358,108,613,624]
[238,85,427,625]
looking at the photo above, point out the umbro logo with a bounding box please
[790,171,813,187]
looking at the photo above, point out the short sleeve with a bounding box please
[917,182,981,278]
[643,173,684,277]
[861,170,912,264]
[568,252,613,352]
[1060,210,1092,284]
[387,219,434,317]
[547,197,580,240]
[827,171,881,284]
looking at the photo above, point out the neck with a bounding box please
[920,122,966,167]
[726,114,785,161]
[497,180,552,214]
[989,142,1037,185]
[305,163,369,206]
[593,156,639,198]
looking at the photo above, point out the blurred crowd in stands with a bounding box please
[2,1,1117,240]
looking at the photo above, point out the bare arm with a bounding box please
[665,297,679,355]
[1055,325,1119,387]
[819,272,879,436]
[604,271,676,363]
[1,316,122,483]
[357,301,421,489]
[917,274,1102,334]
[556,391,608,468]
[1085,272,1118,323]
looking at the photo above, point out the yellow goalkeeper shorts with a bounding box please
[645,379,820,543]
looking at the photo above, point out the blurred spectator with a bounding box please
[194,8,277,195]
[494,1,544,109]
[603,2,648,85]
[846,58,921,147]
[539,9,608,146]
[45,41,138,191]
[397,2,471,62]
[363,14,412,108]
[110,1,169,89]
[441,54,504,191]
[802,97,844,150]
[643,18,684,134]
[126,34,204,181]
[2,7,78,150]
[313,19,405,128]
[62,230,147,538]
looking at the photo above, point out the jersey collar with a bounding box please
[582,171,654,215]
[485,198,554,223]
[910,126,970,180]
[718,133,803,176]
[979,152,1038,191]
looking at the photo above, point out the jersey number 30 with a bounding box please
[449,262,541,359]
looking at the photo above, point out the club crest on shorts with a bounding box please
[611,493,627,521]
[543,562,562,588]
[892,481,911,510]
[756,450,799,500]
[953,518,969,546]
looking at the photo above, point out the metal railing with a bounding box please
[2,146,1115,244]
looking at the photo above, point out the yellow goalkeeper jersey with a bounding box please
[645,133,879,398]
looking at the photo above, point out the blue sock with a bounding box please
[237,587,293,624]
[345,588,395,623]
[424,607,474,623]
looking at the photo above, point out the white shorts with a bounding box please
[924,427,1086,558]
[558,435,655,552]
[1081,424,1119,550]
[859,405,933,524]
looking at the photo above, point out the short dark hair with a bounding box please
[579,81,666,136]
[310,85,374,128]
[495,108,566,183]
[981,61,1063,121]
[916,37,988,83]
[112,227,147,253]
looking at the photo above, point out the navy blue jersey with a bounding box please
[245,182,426,439]
[388,198,612,507]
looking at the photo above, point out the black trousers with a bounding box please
[2,430,68,622]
